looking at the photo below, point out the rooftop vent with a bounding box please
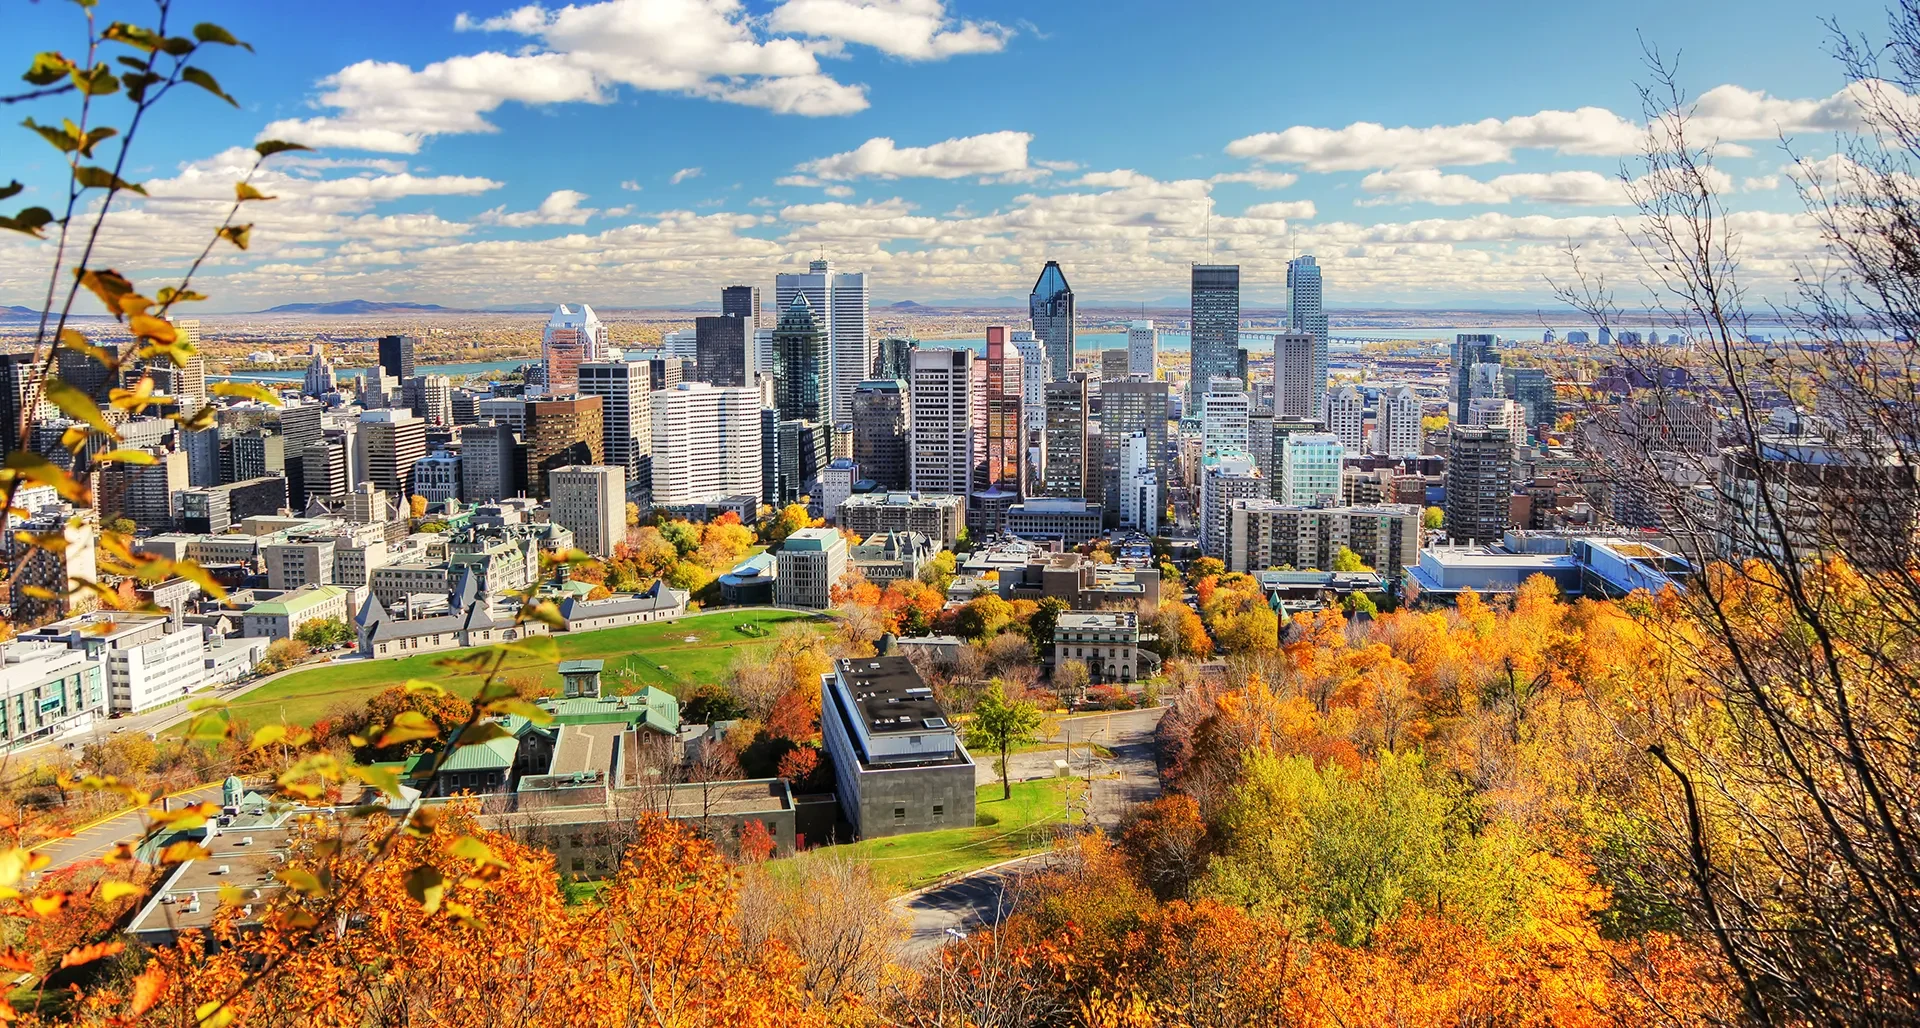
[239,836,253,846]
[214,865,230,875]
[924,717,948,729]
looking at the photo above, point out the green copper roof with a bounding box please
[537,686,678,734]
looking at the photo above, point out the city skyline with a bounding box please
[2,0,1894,312]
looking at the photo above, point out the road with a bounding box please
[28,783,223,871]
[892,852,1062,960]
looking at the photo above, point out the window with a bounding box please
[933,804,945,818]
[570,834,584,848]
[571,857,585,872]
[894,806,906,822]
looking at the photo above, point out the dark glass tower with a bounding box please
[1029,261,1075,382]
[695,314,751,388]
[1190,265,1240,407]
[772,294,829,423]
[1452,333,1498,419]
[873,335,917,380]
[721,284,760,326]
[378,334,418,381]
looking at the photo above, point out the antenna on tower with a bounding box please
[1204,195,1214,257]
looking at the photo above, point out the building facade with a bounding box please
[549,465,626,559]
[775,528,847,609]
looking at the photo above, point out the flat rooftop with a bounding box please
[834,656,950,736]
[1058,611,1137,630]
[550,722,624,776]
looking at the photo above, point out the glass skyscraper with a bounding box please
[772,294,829,423]
[1029,261,1076,382]
[1286,255,1328,421]
[1189,264,1241,407]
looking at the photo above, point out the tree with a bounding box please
[965,679,1044,800]
[1422,506,1446,530]
[625,500,641,527]
[259,637,310,673]
[294,616,354,650]
[952,593,1014,641]
[1191,557,1226,580]
[919,549,957,594]
[1331,546,1371,573]
[763,503,812,545]
[1026,596,1069,656]
[1053,658,1090,704]
[409,493,428,519]
[104,516,136,535]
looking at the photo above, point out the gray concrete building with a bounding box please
[819,655,975,839]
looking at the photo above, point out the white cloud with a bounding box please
[749,196,779,207]
[477,189,600,226]
[765,0,1012,60]
[1743,175,1782,191]
[1358,167,1733,207]
[823,184,855,198]
[795,130,1042,182]
[671,167,703,184]
[620,179,643,191]
[1225,83,1898,171]
[1209,169,1300,190]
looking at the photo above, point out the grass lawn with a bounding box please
[790,778,1086,895]
[208,608,830,730]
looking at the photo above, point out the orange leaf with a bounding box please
[58,940,123,968]
[0,950,31,972]
[129,962,167,1016]
[28,893,66,917]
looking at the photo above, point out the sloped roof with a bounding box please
[537,686,678,735]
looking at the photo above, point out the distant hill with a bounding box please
[260,300,453,315]
[888,300,924,309]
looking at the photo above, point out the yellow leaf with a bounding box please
[0,848,29,888]
[127,313,176,343]
[250,724,287,749]
[278,869,326,896]
[349,763,405,799]
[217,224,252,250]
[73,267,132,316]
[377,710,439,748]
[100,880,143,903]
[234,182,274,201]
[449,835,505,868]
[29,893,67,917]
[39,376,119,439]
[196,1000,236,1028]
[210,380,281,405]
[404,864,446,913]
[95,448,158,465]
[58,328,115,365]
[403,679,447,696]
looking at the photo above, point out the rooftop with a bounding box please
[782,527,843,552]
[834,655,951,737]
[244,584,347,619]
[1058,611,1138,631]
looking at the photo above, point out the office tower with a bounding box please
[1101,348,1130,382]
[460,422,520,503]
[1121,432,1159,536]
[406,374,452,426]
[774,258,869,424]
[1043,376,1090,499]
[760,408,781,507]
[140,355,206,415]
[1011,330,1047,433]
[357,410,427,497]
[96,447,186,531]
[1127,320,1158,378]
[873,336,917,380]
[972,326,1026,534]
[56,341,122,402]
[5,509,95,625]
[522,395,604,499]
[277,400,324,498]
[359,365,392,408]
[1280,433,1345,506]
[1503,366,1557,433]
[184,427,222,487]
[1445,424,1512,543]
[1029,260,1076,381]
[625,352,683,394]
[909,347,984,499]
[1324,384,1365,453]
[721,284,762,328]
[0,351,51,454]
[1376,385,1423,458]
[228,429,285,484]
[549,465,626,558]
[819,458,859,518]
[1200,453,1261,559]
[477,397,528,432]
[1272,331,1317,420]
[301,433,352,504]
[771,294,829,422]
[543,304,607,394]
[1469,397,1528,438]
[412,449,461,503]
[658,329,698,359]
[1469,361,1504,401]
[777,419,828,504]
[649,382,763,506]
[1201,382,1250,456]
[1247,408,1275,476]
[450,389,480,426]
[1190,265,1241,406]
[851,379,909,491]
[578,359,651,491]
[301,346,337,398]
[378,334,418,381]
[695,314,752,388]
[1452,333,1498,418]
[1286,254,1328,414]
[1102,378,1170,512]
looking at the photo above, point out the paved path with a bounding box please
[891,852,1062,960]
[28,783,223,871]
[973,707,1166,828]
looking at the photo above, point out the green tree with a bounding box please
[965,679,1044,800]
[1342,591,1379,616]
[919,550,957,594]
[763,502,812,545]
[295,616,354,650]
[952,593,1014,641]
[104,516,136,535]
[1422,506,1446,530]
[660,519,701,557]
[1026,596,1070,656]
[1330,546,1371,573]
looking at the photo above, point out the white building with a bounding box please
[0,642,105,751]
[413,450,461,503]
[648,382,762,507]
[820,458,859,520]
[908,347,981,498]
[1375,385,1423,458]
[775,527,847,609]
[543,304,607,394]
[548,465,627,559]
[1201,381,1250,456]
[1324,384,1365,454]
[1280,432,1345,506]
[23,611,206,715]
[1120,431,1159,536]
[1127,319,1158,378]
[775,259,870,425]
[1469,396,1528,438]
[476,397,527,433]
[1199,452,1262,559]
[1011,330,1047,433]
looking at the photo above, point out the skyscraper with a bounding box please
[695,314,752,388]
[851,379,909,491]
[523,395,604,499]
[357,410,427,498]
[973,327,1026,534]
[771,294,829,423]
[1121,432,1159,536]
[378,334,418,381]
[543,305,607,395]
[721,284,761,328]
[1201,383,1250,457]
[649,383,763,507]
[1324,384,1365,453]
[873,336,917,380]
[1011,330,1047,434]
[1376,385,1423,458]
[301,346,337,398]
[1274,331,1321,421]
[1043,376,1090,499]
[1286,256,1328,406]
[1280,433,1345,505]
[549,465,626,559]
[1190,265,1241,406]
[1127,320,1158,378]
[909,347,983,499]
[1445,424,1512,543]
[460,422,520,504]
[578,360,652,492]
[1102,378,1170,514]
[1452,333,1498,419]
[1029,261,1076,381]
[774,259,869,425]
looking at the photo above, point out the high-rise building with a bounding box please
[140,355,206,416]
[774,259,868,425]
[543,304,607,394]
[406,374,452,427]
[1029,261,1076,381]
[721,284,762,328]
[460,422,520,503]
[1201,382,1250,456]
[1452,333,1498,419]
[1376,385,1423,457]
[973,327,1026,534]
[5,509,96,625]
[1190,265,1241,406]
[1121,431,1159,536]
[1102,378,1170,514]
[909,347,983,499]
[0,352,52,455]
[851,379,909,491]
[477,397,528,433]
[56,341,122,403]
[873,336,917,380]
[577,360,651,492]
[97,447,186,532]
[1469,397,1528,438]
[301,346,337,398]
[1286,255,1328,409]
[771,294,829,423]
[1127,320,1158,378]
[1043,376,1090,499]
[1226,500,1421,577]
[549,465,626,559]
[301,432,353,504]
[1011,330,1047,434]
[1468,361,1505,402]
[1280,432,1345,506]
[777,418,828,504]
[624,353,683,394]
[523,395,603,499]
[357,410,427,498]
[1100,348,1130,383]
[695,314,753,388]
[1445,425,1512,543]
[1200,453,1261,559]
[1273,331,1320,421]
[1324,384,1365,453]
[649,382,763,506]
[378,334,418,381]
[1503,366,1557,434]
[359,365,393,408]
[412,450,461,504]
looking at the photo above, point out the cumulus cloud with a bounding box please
[266,0,1007,152]
[670,167,704,184]
[823,184,855,197]
[1744,174,1782,191]
[620,179,643,191]
[1358,167,1733,207]
[794,130,1043,182]
[477,189,600,226]
[1209,169,1300,190]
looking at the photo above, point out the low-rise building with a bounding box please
[1054,611,1140,682]
[819,654,975,838]
[994,550,1162,609]
[0,642,105,751]
[776,528,847,609]
[718,552,777,605]
[849,531,936,584]
[836,491,963,550]
[22,611,206,714]
[241,584,350,641]
[1004,498,1104,546]
[1224,500,1423,578]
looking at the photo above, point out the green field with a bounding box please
[212,609,830,729]
[792,779,1086,894]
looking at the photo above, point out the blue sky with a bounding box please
[1,0,1892,310]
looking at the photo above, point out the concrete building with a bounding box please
[477,397,528,433]
[1225,500,1422,577]
[542,304,607,394]
[776,527,847,609]
[406,374,452,427]
[1200,453,1262,559]
[264,537,335,590]
[549,465,626,559]
[1280,432,1345,506]
[1103,377,1170,513]
[0,641,105,751]
[837,491,963,550]
[1469,396,1528,438]
[646,383,764,508]
[1120,431,1159,536]
[1325,384,1365,453]
[523,395,604,500]
[1445,425,1513,543]
[972,326,1027,535]
[1127,319,1158,378]
[1055,611,1140,682]
[1190,264,1241,406]
[1101,348,1130,382]
[1042,376,1090,499]
[242,584,349,641]
[357,409,427,498]
[577,360,651,492]
[775,259,869,425]
[1201,382,1250,456]
[460,422,520,503]
[909,347,983,499]
[1376,385,1423,457]
[1029,261,1076,381]
[819,655,975,838]
[1011,329,1047,434]
[851,379,909,492]
[413,450,461,503]
[991,548,1162,609]
[23,611,204,714]
[819,458,859,520]
[5,510,97,626]
[1004,497,1105,546]
[1274,330,1322,422]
